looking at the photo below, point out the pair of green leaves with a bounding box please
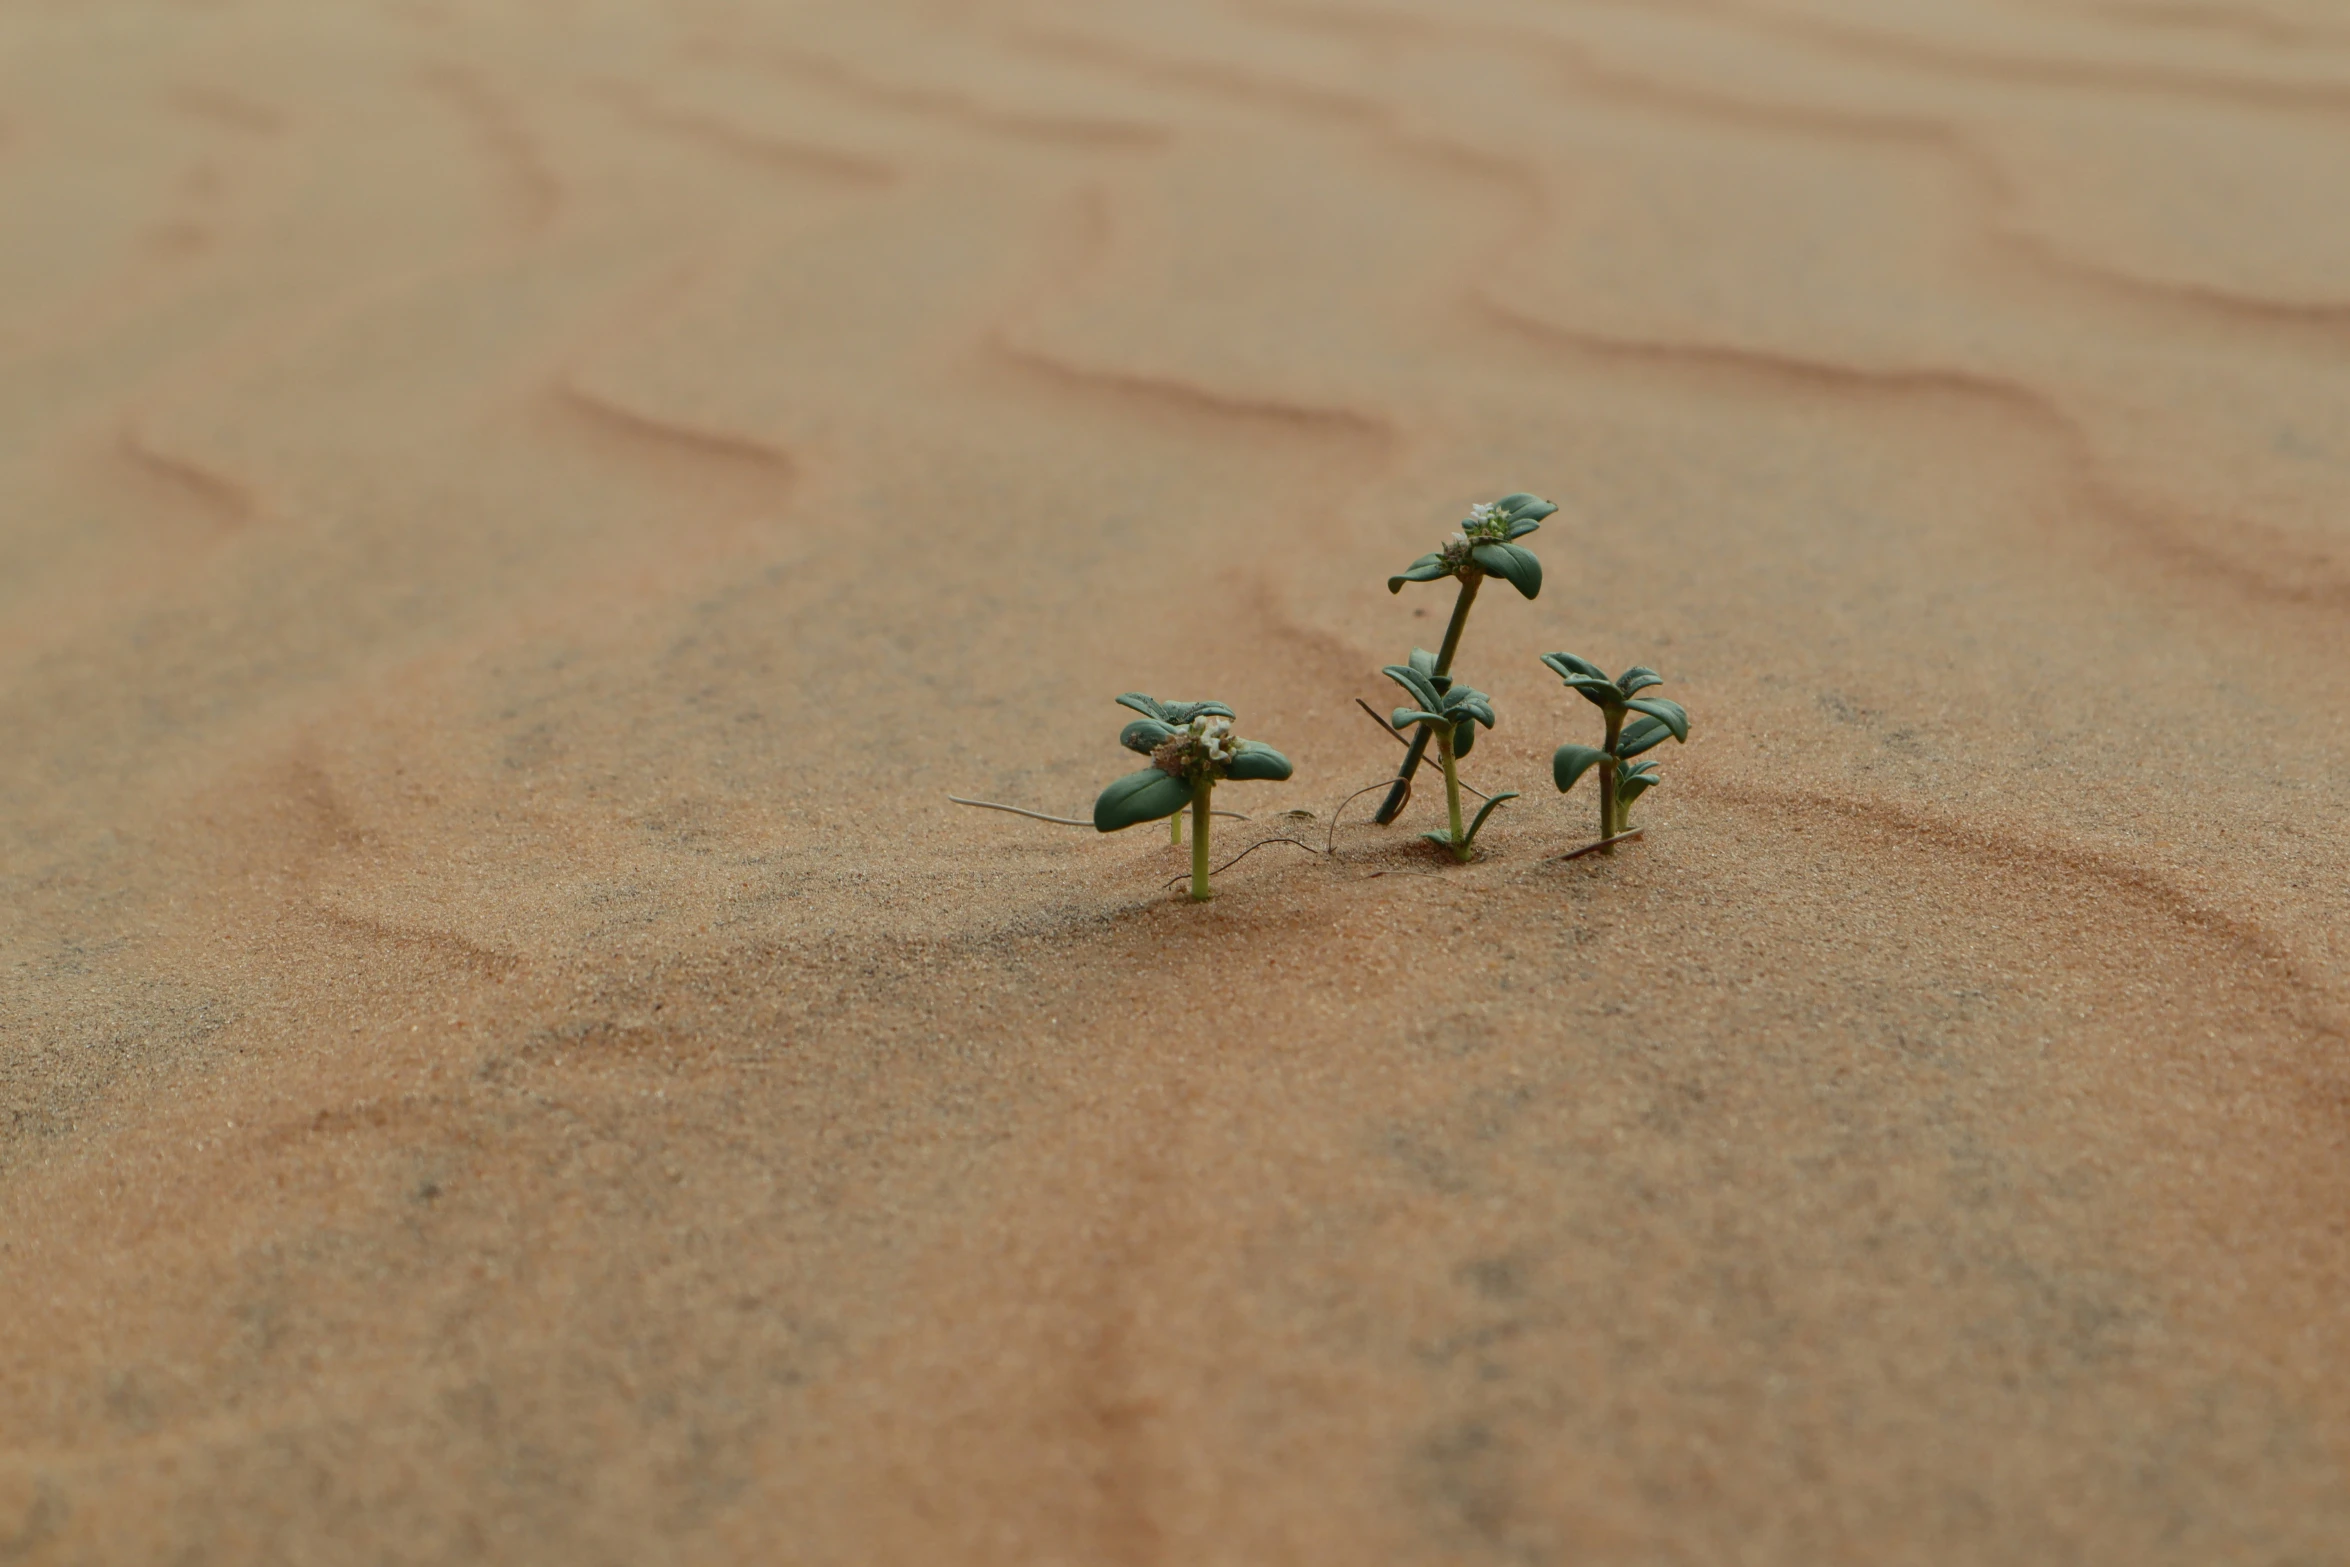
[1115,693,1232,727]
[1387,492,1555,599]
[1543,652,1690,804]
[1115,692,1231,755]
[1553,751,1665,806]
[1382,650,1495,759]
[1094,746,1294,831]
[1540,654,1688,748]
[1094,693,1294,832]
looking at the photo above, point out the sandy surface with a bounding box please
[5,0,2350,1560]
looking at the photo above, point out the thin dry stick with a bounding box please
[948,796,1090,825]
[1323,778,1406,855]
[951,795,1247,825]
[1555,828,1644,862]
[1352,701,1494,804]
[1355,698,1411,748]
[1161,834,1324,890]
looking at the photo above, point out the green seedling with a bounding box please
[1543,653,1690,853]
[1384,650,1517,862]
[1115,694,1233,844]
[1374,492,1555,825]
[1097,694,1292,900]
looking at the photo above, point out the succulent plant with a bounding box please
[1116,694,1235,843]
[1384,651,1518,862]
[1543,654,1689,852]
[1373,492,1555,825]
[1114,693,1235,733]
[1096,695,1292,900]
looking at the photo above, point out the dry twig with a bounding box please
[1555,828,1645,862]
[951,795,1247,825]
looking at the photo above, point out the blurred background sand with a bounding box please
[4,0,2349,1560]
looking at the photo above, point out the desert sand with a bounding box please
[5,0,2349,1560]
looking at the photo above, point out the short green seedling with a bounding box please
[1374,492,1554,825]
[1096,693,1292,900]
[1544,654,1690,853]
[1384,651,1517,862]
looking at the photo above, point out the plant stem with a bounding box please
[1374,571,1485,826]
[1189,777,1213,901]
[1171,810,1182,845]
[1438,727,1470,862]
[1432,570,1483,672]
[1597,707,1623,853]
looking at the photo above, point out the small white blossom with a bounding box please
[1466,501,1499,524]
[1188,715,1236,763]
[1448,530,1470,549]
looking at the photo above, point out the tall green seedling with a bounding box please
[1096,694,1292,900]
[1373,493,1553,825]
[1543,654,1689,852]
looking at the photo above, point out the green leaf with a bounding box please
[1540,651,1606,683]
[1408,646,1438,677]
[1616,716,1675,758]
[1616,765,1661,807]
[1616,666,1663,696]
[1160,700,1234,725]
[1469,541,1541,599]
[1114,693,1165,720]
[1447,689,1496,729]
[1553,672,1622,709]
[1453,716,1476,758]
[1420,830,1461,851]
[1093,769,1193,831]
[1496,494,1555,521]
[1382,662,1444,714]
[1463,790,1520,845]
[1552,745,1606,793]
[1119,718,1175,755]
[1388,554,1451,593]
[1225,742,1293,781]
[1505,518,1541,540]
[1392,707,1445,730]
[1623,698,1689,742]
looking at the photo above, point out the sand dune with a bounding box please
[4,0,2348,1561]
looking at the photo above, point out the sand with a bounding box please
[5,0,2349,1560]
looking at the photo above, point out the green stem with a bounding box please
[1432,570,1483,673]
[1189,777,1213,901]
[1374,571,1485,826]
[1439,727,1470,862]
[1171,810,1182,845]
[1598,707,1623,853]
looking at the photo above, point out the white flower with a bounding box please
[1188,715,1236,762]
[1448,529,1470,549]
[1466,501,1498,524]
